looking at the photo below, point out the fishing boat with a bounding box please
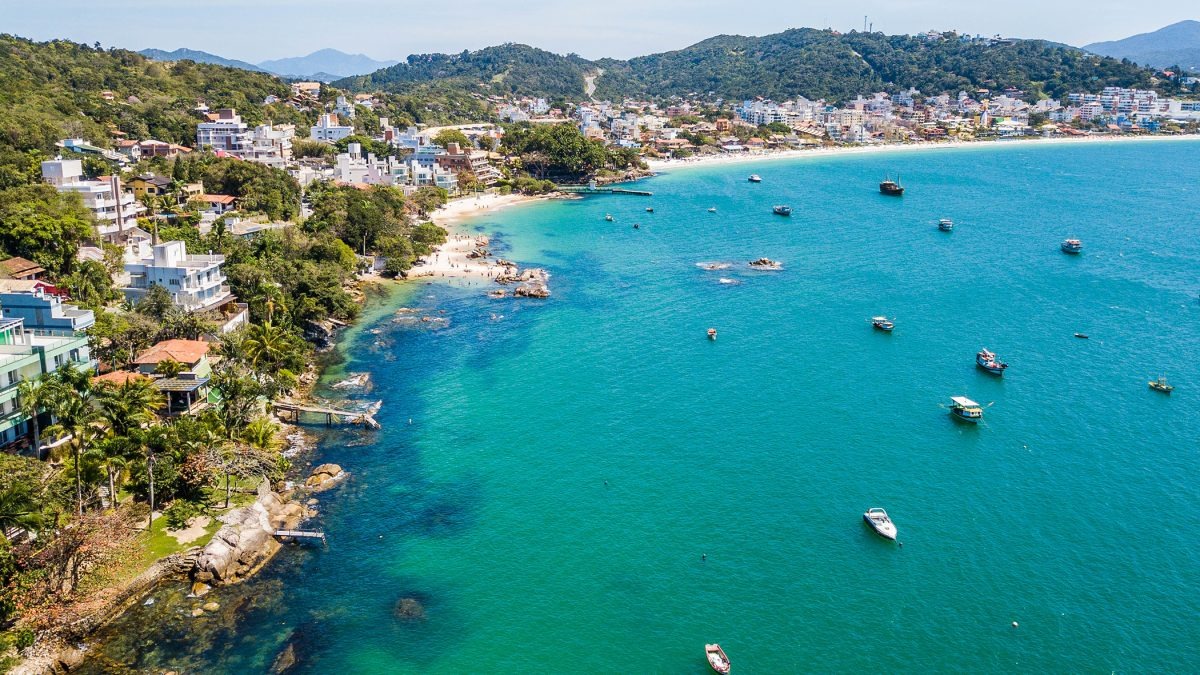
[879,176,904,196]
[773,205,792,216]
[938,218,954,232]
[976,348,1008,375]
[863,507,897,540]
[748,174,762,183]
[705,644,731,674]
[949,396,984,423]
[1061,238,1083,254]
[748,257,782,270]
[707,328,717,340]
[871,316,894,332]
[605,214,613,222]
[1149,375,1174,393]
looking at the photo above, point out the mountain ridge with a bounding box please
[1084,20,1200,71]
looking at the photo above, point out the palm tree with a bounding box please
[0,484,45,543]
[243,322,291,371]
[16,377,49,455]
[95,378,163,506]
[42,363,102,515]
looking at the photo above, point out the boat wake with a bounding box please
[718,278,740,285]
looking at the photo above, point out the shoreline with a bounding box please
[644,133,1200,173]
[405,193,549,282]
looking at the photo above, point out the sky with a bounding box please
[4,0,1195,63]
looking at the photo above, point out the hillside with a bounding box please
[258,49,398,79]
[0,35,289,160]
[1085,20,1200,71]
[139,47,267,73]
[338,29,1161,104]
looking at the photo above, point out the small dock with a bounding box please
[273,401,381,429]
[559,186,653,196]
[274,529,327,546]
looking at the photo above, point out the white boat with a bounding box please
[976,348,1008,375]
[949,396,983,423]
[605,214,613,222]
[871,316,894,332]
[705,644,731,674]
[1061,238,1083,254]
[748,174,762,183]
[708,207,717,213]
[863,508,897,540]
[938,218,954,232]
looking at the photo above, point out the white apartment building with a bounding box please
[196,108,252,153]
[333,143,458,192]
[241,124,296,168]
[40,159,145,241]
[311,113,354,143]
[123,241,234,315]
[334,96,357,120]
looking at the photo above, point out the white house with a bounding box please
[311,113,354,143]
[40,159,144,241]
[196,108,252,154]
[122,241,236,316]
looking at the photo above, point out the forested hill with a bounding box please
[338,29,1163,103]
[333,44,608,100]
[0,35,291,161]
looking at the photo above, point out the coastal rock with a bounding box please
[191,607,205,617]
[304,464,346,492]
[190,581,210,597]
[202,601,220,612]
[394,597,427,622]
[193,481,301,584]
[271,643,298,673]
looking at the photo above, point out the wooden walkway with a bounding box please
[273,401,381,429]
[274,529,327,546]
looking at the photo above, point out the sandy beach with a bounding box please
[645,133,1200,173]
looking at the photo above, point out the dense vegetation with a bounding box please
[500,123,644,181]
[334,30,1173,105]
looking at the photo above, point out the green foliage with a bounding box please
[60,260,118,309]
[173,154,300,220]
[333,134,391,157]
[162,499,205,530]
[0,184,94,276]
[432,129,471,149]
[500,123,641,181]
[306,182,410,254]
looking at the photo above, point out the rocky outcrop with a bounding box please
[304,464,346,492]
[496,267,551,298]
[394,597,427,622]
[192,481,304,585]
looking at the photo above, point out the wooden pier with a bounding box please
[273,401,381,429]
[274,529,327,546]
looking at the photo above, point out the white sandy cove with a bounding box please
[645,133,1200,173]
[407,193,547,281]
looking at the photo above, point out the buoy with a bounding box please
[1012,621,1019,628]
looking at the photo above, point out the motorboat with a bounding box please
[748,257,782,270]
[633,223,640,229]
[1074,333,1089,339]
[748,174,762,183]
[949,396,984,423]
[863,507,897,540]
[1149,376,1174,393]
[871,316,894,332]
[605,214,613,222]
[879,176,904,196]
[938,218,954,232]
[708,207,717,213]
[976,348,1008,375]
[705,644,731,674]
[1061,239,1083,254]
[773,205,792,216]
[646,207,654,213]
[707,328,717,340]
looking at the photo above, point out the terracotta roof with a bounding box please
[134,339,210,366]
[199,194,236,204]
[0,257,45,279]
[93,371,152,386]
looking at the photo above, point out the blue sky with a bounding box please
[6,0,1194,62]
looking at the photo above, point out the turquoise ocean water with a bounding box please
[84,139,1200,673]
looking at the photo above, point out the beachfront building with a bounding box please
[0,312,95,451]
[122,241,248,332]
[435,143,500,186]
[40,159,145,241]
[132,339,214,416]
[311,113,354,143]
[196,108,252,154]
[333,143,459,192]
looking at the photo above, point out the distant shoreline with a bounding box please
[644,133,1200,173]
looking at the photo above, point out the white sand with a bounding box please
[400,193,550,281]
[646,134,1200,173]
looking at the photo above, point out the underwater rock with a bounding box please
[393,597,427,622]
[271,642,297,673]
[190,582,210,597]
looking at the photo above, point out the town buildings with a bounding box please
[40,159,145,241]
[311,113,355,143]
[122,241,247,332]
[196,108,252,154]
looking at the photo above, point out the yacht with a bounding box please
[1061,239,1083,254]
[976,348,1008,375]
[863,508,897,540]
[748,174,762,183]
[949,396,984,423]
[707,328,717,341]
[871,316,894,332]
[938,218,954,232]
[773,205,792,216]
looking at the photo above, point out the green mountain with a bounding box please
[0,35,289,161]
[1084,20,1200,72]
[139,47,267,73]
[338,29,1162,103]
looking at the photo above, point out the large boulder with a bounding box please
[304,464,346,492]
[194,481,301,584]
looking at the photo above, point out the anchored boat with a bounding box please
[871,316,894,332]
[1061,238,1083,254]
[976,348,1008,375]
[605,214,613,222]
[748,174,762,183]
[949,396,984,423]
[879,175,904,196]
[773,205,792,216]
[707,328,717,340]
[863,507,897,540]
[1149,375,1174,393]
[705,644,731,674]
[938,218,954,232]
